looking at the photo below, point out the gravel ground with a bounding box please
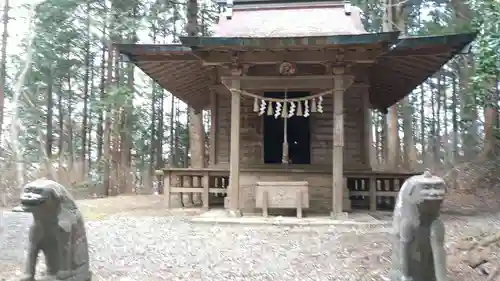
[0,211,498,281]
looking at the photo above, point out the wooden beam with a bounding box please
[199,48,383,65]
[221,75,360,91]
[228,70,242,216]
[331,67,345,218]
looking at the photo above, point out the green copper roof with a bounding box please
[391,32,478,51]
[180,32,401,49]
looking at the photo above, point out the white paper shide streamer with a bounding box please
[258,99,266,116]
[274,102,282,119]
[230,88,333,119]
[304,100,310,117]
[317,96,324,113]
[288,102,296,118]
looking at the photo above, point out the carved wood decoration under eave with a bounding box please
[197,47,383,65]
[247,64,326,76]
[216,62,370,79]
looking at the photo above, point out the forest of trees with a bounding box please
[0,0,498,205]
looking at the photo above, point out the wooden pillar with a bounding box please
[331,67,345,218]
[209,91,218,166]
[228,74,241,216]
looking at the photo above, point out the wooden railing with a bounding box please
[162,168,230,209]
[160,168,419,211]
[345,171,419,211]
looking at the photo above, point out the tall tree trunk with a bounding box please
[103,43,113,196]
[156,90,164,169]
[121,29,136,193]
[451,1,477,160]
[186,0,205,169]
[443,75,450,166]
[402,96,417,170]
[374,113,381,165]
[369,112,377,168]
[149,28,157,174]
[451,73,459,162]
[169,96,175,166]
[66,61,74,168]
[46,70,53,159]
[482,71,500,159]
[430,78,438,165]
[382,0,407,169]
[87,55,95,174]
[111,41,121,195]
[435,73,442,165]
[81,2,91,176]
[97,23,106,180]
[188,108,205,168]
[174,100,180,166]
[459,56,478,159]
[150,83,156,171]
[420,84,426,164]
[57,88,64,158]
[379,113,386,166]
[398,2,416,170]
[0,0,8,143]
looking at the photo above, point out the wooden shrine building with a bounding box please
[116,0,476,217]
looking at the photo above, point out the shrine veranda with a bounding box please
[116,0,476,216]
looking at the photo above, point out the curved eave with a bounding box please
[180,32,400,49]
[369,32,477,111]
[116,44,211,110]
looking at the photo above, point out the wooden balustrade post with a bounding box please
[154,170,165,195]
[192,176,202,205]
[165,170,171,209]
[186,176,194,206]
[178,176,184,207]
[343,177,351,212]
[202,172,210,210]
[369,177,377,211]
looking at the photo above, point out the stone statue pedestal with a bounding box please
[34,274,92,281]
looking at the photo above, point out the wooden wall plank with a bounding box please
[214,87,369,170]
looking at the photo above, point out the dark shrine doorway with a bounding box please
[263,91,311,164]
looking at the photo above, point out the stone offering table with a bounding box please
[255,181,309,218]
